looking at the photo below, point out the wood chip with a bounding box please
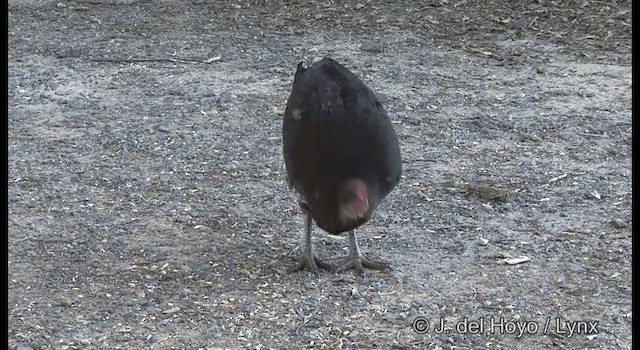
[498,256,531,265]
[162,307,181,314]
[548,174,568,182]
[204,56,222,63]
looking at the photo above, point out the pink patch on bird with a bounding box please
[351,180,370,217]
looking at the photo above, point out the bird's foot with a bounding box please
[335,254,391,274]
[289,252,333,274]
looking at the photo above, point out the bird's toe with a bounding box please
[335,255,391,274]
[289,253,333,274]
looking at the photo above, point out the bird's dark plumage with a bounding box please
[282,57,402,273]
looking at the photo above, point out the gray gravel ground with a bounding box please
[8,1,631,349]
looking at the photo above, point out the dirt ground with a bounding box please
[8,0,632,349]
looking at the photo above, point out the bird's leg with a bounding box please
[336,229,391,274]
[289,212,333,273]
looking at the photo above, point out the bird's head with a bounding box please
[338,178,373,224]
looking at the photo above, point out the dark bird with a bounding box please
[282,57,402,273]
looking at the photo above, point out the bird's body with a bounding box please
[282,57,401,273]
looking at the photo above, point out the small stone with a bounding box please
[610,219,627,228]
[360,42,384,53]
[14,344,34,350]
[431,0,448,7]
[513,17,529,30]
[375,92,390,104]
